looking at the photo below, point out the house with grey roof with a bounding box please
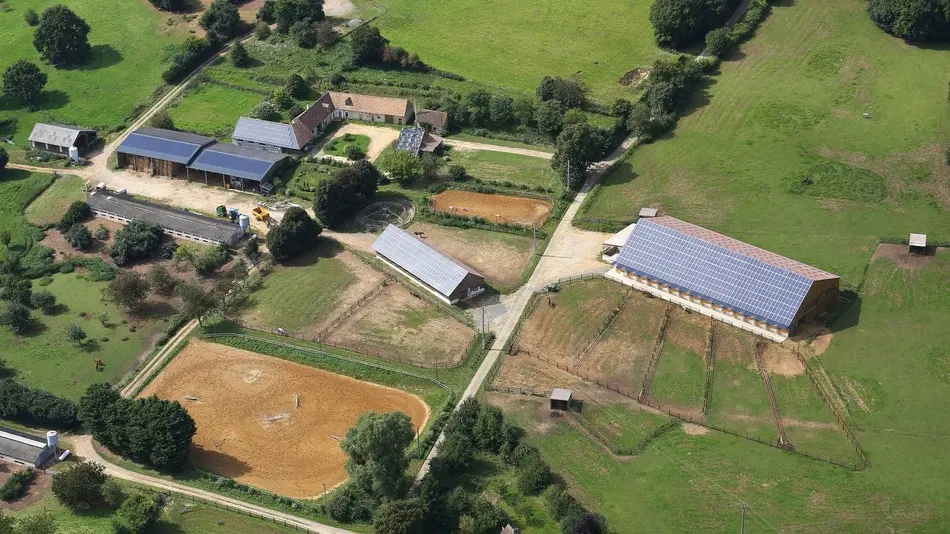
[116,127,215,179]
[28,123,97,158]
[372,224,485,304]
[188,142,287,194]
[231,117,311,154]
[0,427,56,468]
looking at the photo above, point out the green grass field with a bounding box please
[167,81,265,140]
[489,253,950,531]
[581,0,950,284]
[649,345,705,411]
[0,272,166,400]
[24,174,86,226]
[706,327,776,437]
[577,402,672,454]
[12,485,298,533]
[0,170,53,246]
[323,133,370,158]
[364,0,664,102]
[0,0,186,142]
[239,240,356,333]
[443,147,557,189]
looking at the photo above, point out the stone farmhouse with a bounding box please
[232,91,415,154]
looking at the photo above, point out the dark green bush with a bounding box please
[0,468,34,501]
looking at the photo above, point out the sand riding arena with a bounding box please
[140,339,429,498]
[431,191,553,227]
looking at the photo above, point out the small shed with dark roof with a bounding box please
[372,224,485,304]
[116,127,214,179]
[416,109,449,133]
[189,142,287,194]
[28,123,97,156]
[0,427,55,467]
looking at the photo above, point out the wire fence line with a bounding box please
[498,351,868,470]
[230,319,483,370]
[140,486,324,533]
[313,281,390,342]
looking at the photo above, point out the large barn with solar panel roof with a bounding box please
[372,224,486,304]
[606,216,839,342]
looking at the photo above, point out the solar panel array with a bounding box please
[233,117,300,150]
[395,128,425,154]
[189,143,286,182]
[372,224,471,297]
[614,219,813,328]
[118,131,211,164]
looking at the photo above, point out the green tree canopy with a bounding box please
[350,24,386,65]
[340,411,414,502]
[51,461,108,512]
[1,61,47,104]
[33,5,92,67]
[380,150,422,184]
[200,0,242,40]
[106,270,151,310]
[266,206,323,263]
[373,498,427,534]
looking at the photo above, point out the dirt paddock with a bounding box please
[140,340,429,498]
[432,191,553,227]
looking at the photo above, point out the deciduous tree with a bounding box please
[1,61,47,105]
[350,24,386,65]
[266,206,322,263]
[51,461,108,511]
[33,5,91,67]
[107,270,150,310]
[340,411,414,502]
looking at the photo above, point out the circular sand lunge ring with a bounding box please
[356,199,415,232]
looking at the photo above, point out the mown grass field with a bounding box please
[24,174,86,226]
[363,0,664,103]
[581,0,950,285]
[323,133,370,158]
[0,170,53,246]
[2,272,166,399]
[239,240,362,334]
[166,81,266,140]
[443,147,558,189]
[490,253,950,531]
[12,485,298,533]
[0,0,187,142]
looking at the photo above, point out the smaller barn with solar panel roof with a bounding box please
[607,216,839,341]
[372,224,486,304]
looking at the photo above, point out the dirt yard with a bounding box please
[760,343,805,377]
[140,340,429,498]
[0,463,51,511]
[405,222,533,287]
[870,243,936,270]
[575,292,668,392]
[431,191,553,227]
[493,354,630,403]
[325,283,474,365]
[518,279,625,367]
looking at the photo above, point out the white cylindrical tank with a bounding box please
[68,146,80,162]
[46,430,57,449]
[239,214,250,232]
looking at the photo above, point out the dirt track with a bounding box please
[140,340,429,498]
[432,191,552,227]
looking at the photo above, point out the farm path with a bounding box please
[417,162,612,481]
[442,139,554,160]
[119,319,199,398]
[70,435,357,534]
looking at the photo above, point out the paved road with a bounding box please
[442,139,553,160]
[71,436,356,534]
